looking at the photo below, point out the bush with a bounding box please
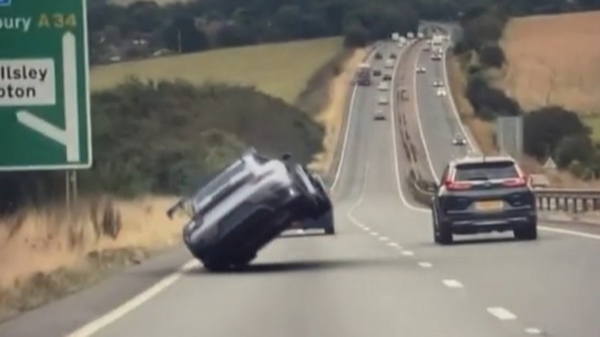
[343,24,369,47]
[0,79,325,212]
[523,106,591,161]
[479,42,505,68]
[465,75,521,120]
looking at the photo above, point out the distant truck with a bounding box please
[407,32,415,39]
[356,63,371,86]
[432,34,443,46]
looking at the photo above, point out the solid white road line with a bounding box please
[66,260,198,337]
[418,262,433,268]
[538,225,600,240]
[487,307,517,320]
[442,279,463,288]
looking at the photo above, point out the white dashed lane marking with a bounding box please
[378,236,390,241]
[370,231,379,236]
[387,242,401,248]
[525,327,542,334]
[442,279,463,288]
[418,262,432,268]
[487,307,517,320]
[401,250,414,256]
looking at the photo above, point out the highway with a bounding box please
[410,35,600,337]
[1,40,599,337]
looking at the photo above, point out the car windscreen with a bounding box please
[454,161,519,181]
[192,159,246,206]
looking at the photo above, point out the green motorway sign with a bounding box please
[0,0,92,171]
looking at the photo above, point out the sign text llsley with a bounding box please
[0,59,55,106]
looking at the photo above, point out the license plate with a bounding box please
[475,200,503,211]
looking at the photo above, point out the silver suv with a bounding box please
[167,149,333,271]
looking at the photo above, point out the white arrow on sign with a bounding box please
[16,31,80,163]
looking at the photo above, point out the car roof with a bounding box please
[450,154,516,166]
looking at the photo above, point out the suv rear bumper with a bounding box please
[440,210,537,235]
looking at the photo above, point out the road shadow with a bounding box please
[277,230,330,239]
[185,258,402,275]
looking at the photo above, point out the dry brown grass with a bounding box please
[0,197,187,321]
[0,197,182,290]
[309,48,368,173]
[500,11,600,115]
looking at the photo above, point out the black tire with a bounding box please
[514,224,538,241]
[203,261,230,272]
[325,224,335,235]
[433,213,453,245]
[438,223,453,245]
[231,254,256,269]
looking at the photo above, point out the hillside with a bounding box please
[91,37,344,103]
[499,11,600,116]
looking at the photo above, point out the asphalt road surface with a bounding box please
[2,40,599,337]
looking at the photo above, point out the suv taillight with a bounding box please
[502,177,527,187]
[444,180,472,191]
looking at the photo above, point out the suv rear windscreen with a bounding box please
[454,161,518,181]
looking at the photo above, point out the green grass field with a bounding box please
[90,37,343,103]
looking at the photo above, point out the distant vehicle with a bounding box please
[432,34,443,46]
[378,82,389,91]
[373,69,382,76]
[167,149,334,271]
[382,74,392,81]
[416,67,426,74]
[407,32,415,39]
[423,45,431,52]
[431,52,442,61]
[389,53,397,59]
[356,63,371,86]
[433,80,444,87]
[384,59,394,69]
[436,88,447,96]
[374,52,383,60]
[452,136,467,146]
[378,95,389,105]
[417,32,424,39]
[431,155,537,244]
[373,109,386,120]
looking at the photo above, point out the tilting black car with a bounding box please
[167,149,334,271]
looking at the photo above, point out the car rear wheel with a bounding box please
[514,224,537,241]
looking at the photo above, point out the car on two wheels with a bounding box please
[431,155,538,245]
[167,149,334,272]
